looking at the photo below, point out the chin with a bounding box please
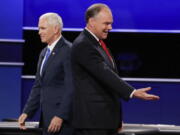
[103,36,107,39]
[102,34,108,39]
[41,40,46,43]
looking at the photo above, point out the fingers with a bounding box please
[141,87,151,92]
[48,122,61,133]
[145,94,160,100]
[18,113,27,130]
[19,122,26,130]
[19,119,26,130]
[48,116,63,133]
[117,125,123,132]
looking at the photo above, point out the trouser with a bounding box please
[73,129,118,135]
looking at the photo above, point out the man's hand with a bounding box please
[117,121,123,133]
[48,116,63,133]
[18,113,28,130]
[133,87,160,100]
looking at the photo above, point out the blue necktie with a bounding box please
[40,48,51,75]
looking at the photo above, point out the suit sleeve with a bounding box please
[22,50,45,118]
[23,75,41,118]
[72,42,134,101]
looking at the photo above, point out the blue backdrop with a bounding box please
[0,0,23,39]
[24,0,180,30]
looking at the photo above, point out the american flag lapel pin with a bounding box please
[52,52,55,55]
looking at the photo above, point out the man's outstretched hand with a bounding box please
[133,87,160,100]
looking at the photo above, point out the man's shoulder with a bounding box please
[60,36,72,48]
[73,32,91,47]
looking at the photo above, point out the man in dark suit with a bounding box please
[71,3,160,135]
[18,13,74,135]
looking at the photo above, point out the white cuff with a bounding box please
[130,89,136,98]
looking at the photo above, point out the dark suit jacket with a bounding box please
[71,29,134,129]
[23,37,73,132]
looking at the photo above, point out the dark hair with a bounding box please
[85,3,110,23]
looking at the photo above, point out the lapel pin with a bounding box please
[52,52,55,55]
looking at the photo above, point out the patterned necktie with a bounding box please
[40,48,51,75]
[99,40,114,64]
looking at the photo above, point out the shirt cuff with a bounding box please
[130,89,136,98]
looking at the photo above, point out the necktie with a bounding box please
[40,48,51,75]
[99,40,114,64]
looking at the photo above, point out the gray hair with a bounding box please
[39,12,63,30]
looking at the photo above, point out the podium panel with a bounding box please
[0,122,41,135]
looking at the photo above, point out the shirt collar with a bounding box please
[85,27,99,42]
[47,35,62,52]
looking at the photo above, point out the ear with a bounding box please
[88,18,95,27]
[54,25,59,34]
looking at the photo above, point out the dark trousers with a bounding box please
[73,129,118,135]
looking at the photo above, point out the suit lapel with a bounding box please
[97,46,114,69]
[84,29,116,70]
[106,47,119,73]
[37,48,47,75]
[41,37,64,77]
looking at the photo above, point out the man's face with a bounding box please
[90,8,113,40]
[38,18,56,45]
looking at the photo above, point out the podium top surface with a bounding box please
[120,123,180,134]
[0,122,39,129]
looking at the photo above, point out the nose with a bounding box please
[38,29,41,35]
